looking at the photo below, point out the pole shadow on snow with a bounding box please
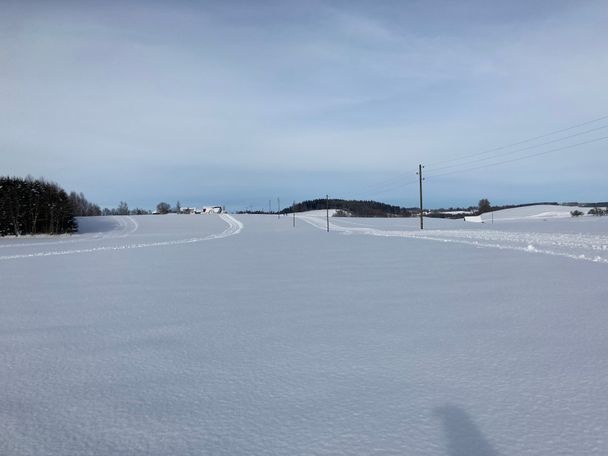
[434,404,500,456]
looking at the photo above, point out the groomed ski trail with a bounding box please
[300,215,608,264]
[0,215,139,249]
[0,214,243,261]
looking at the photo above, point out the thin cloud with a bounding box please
[1,0,607,208]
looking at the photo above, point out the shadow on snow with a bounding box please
[434,404,500,456]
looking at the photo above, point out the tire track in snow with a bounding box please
[300,215,608,264]
[0,214,243,261]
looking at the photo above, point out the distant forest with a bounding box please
[281,199,413,217]
[0,176,100,236]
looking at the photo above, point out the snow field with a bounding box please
[0,214,242,261]
[301,206,608,264]
[1,210,607,455]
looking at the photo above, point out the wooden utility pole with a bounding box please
[417,164,424,230]
[269,199,271,214]
[326,194,330,232]
[293,201,296,227]
[277,197,280,219]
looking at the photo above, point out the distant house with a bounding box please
[172,206,224,214]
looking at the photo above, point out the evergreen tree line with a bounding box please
[0,176,77,236]
[281,199,413,217]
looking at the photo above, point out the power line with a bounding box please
[352,114,608,199]
[341,178,418,202]
[363,179,419,198]
[426,123,608,173]
[348,167,425,198]
[425,135,608,180]
[426,113,608,167]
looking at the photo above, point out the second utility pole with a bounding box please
[326,194,330,232]
[418,164,424,230]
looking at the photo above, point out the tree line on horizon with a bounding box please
[98,201,186,216]
[276,197,495,218]
[100,201,150,216]
[4,174,607,236]
[249,197,595,219]
[102,201,193,215]
[280,199,413,217]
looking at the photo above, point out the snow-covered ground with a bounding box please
[302,208,608,264]
[465,204,597,223]
[1,211,607,455]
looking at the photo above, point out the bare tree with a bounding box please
[156,202,171,214]
[117,201,129,215]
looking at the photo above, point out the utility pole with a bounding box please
[277,197,280,219]
[269,199,271,214]
[292,200,296,227]
[417,164,424,230]
[326,194,330,232]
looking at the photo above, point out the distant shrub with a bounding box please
[478,198,491,214]
[334,210,351,217]
[588,207,607,216]
[570,210,584,217]
[130,208,150,215]
[156,202,171,214]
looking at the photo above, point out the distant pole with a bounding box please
[491,211,494,225]
[417,164,424,230]
[293,200,296,228]
[277,197,280,219]
[326,194,330,232]
[269,199,271,214]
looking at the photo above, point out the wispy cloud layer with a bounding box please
[2,0,607,208]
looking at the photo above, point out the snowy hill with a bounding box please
[297,209,339,217]
[465,204,593,223]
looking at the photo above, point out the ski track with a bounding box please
[0,215,140,248]
[301,216,608,264]
[0,214,242,261]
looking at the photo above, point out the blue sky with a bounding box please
[2,0,607,210]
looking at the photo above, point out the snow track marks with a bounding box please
[301,215,608,264]
[0,216,139,249]
[0,214,243,261]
